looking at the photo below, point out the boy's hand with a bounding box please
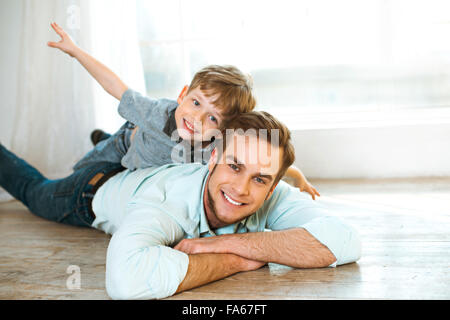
[47,22,78,57]
[286,166,321,200]
[295,179,320,200]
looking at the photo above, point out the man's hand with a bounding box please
[47,22,79,57]
[176,229,336,269]
[174,237,266,272]
[174,237,224,255]
[174,238,266,294]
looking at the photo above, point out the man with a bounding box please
[0,111,361,300]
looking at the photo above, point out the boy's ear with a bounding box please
[208,148,218,172]
[177,85,189,104]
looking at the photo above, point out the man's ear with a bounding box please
[265,182,279,201]
[177,85,189,104]
[208,148,218,172]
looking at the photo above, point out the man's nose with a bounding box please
[231,177,250,197]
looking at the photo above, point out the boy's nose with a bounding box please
[196,112,207,122]
[193,119,203,131]
[194,113,208,127]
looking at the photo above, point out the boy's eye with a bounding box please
[229,164,239,171]
[193,99,200,106]
[209,115,218,123]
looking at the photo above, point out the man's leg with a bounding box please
[0,143,123,227]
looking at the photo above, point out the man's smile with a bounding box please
[221,190,247,207]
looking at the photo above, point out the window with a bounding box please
[136,0,450,128]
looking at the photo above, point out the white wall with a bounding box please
[291,123,450,179]
[0,0,22,148]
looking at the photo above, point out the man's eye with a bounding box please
[255,177,265,184]
[193,99,200,106]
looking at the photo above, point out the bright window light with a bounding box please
[135,0,450,124]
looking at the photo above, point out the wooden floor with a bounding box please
[1,177,449,300]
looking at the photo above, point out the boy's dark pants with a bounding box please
[0,143,123,227]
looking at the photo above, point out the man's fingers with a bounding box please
[173,239,185,251]
[174,239,196,254]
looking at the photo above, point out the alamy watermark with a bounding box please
[170,126,281,172]
[66,5,81,30]
[66,265,81,290]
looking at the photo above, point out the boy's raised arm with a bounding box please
[47,22,128,101]
[285,165,320,200]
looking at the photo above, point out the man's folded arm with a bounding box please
[175,191,362,269]
[264,182,362,267]
[105,206,263,300]
[105,207,189,300]
[297,215,362,266]
[174,252,264,295]
[177,182,362,268]
[176,215,361,269]
[216,216,361,268]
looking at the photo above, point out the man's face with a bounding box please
[204,133,283,229]
[174,86,223,143]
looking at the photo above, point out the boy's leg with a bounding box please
[73,121,132,171]
[90,129,112,146]
[0,143,123,227]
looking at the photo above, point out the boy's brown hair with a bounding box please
[187,65,256,120]
[219,111,295,185]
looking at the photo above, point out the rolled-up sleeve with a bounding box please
[265,181,362,267]
[106,204,189,300]
[301,216,361,267]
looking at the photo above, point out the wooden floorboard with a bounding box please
[0,178,449,300]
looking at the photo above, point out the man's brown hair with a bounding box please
[219,111,295,185]
[188,65,256,120]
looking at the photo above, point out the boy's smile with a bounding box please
[175,86,223,143]
[183,119,195,134]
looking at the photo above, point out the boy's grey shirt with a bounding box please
[73,89,214,171]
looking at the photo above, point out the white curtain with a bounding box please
[0,0,145,202]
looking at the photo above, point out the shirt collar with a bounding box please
[163,106,179,139]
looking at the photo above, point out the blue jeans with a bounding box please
[73,122,133,171]
[96,131,112,143]
[0,143,124,227]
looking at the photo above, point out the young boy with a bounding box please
[48,22,319,199]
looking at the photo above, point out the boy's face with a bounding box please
[175,86,223,142]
